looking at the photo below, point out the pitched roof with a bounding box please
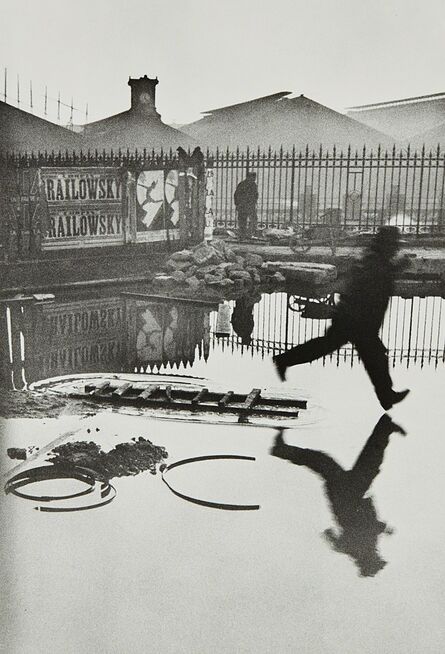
[0,100,80,153]
[348,91,445,111]
[181,92,393,150]
[347,93,445,140]
[81,109,195,151]
[202,92,292,115]
[408,120,445,148]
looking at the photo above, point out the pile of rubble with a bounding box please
[47,437,168,480]
[152,240,286,292]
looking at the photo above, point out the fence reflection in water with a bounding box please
[0,297,211,390]
[211,293,445,368]
[1,291,444,392]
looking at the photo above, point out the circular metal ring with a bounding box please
[36,482,117,513]
[161,455,260,511]
[5,464,98,502]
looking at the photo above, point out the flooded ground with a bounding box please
[1,289,445,653]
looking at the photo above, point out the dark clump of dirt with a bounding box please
[7,447,27,460]
[47,437,168,480]
[7,445,39,460]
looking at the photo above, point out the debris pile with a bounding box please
[47,437,168,481]
[152,239,286,292]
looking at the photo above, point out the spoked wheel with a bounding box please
[327,226,342,256]
[289,231,313,253]
[329,234,337,256]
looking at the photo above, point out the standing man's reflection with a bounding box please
[271,415,406,577]
[231,294,260,346]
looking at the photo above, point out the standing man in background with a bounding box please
[234,172,258,239]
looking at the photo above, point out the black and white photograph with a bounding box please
[1,1,445,652]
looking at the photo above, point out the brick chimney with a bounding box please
[128,75,160,117]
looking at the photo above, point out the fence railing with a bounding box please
[3,145,445,237]
[211,145,445,234]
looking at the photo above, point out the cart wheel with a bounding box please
[290,232,312,253]
[328,227,338,256]
[291,242,312,253]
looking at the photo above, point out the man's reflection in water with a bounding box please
[231,294,261,346]
[271,415,406,577]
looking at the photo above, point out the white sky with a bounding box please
[1,0,445,125]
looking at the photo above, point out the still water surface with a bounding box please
[1,290,445,653]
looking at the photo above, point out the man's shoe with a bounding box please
[391,389,410,407]
[381,389,410,411]
[271,429,287,457]
[273,356,287,382]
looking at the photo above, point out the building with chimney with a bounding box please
[81,75,194,151]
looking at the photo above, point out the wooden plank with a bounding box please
[89,380,111,396]
[258,396,307,409]
[73,382,307,418]
[241,389,261,412]
[198,402,299,417]
[71,391,300,418]
[138,385,160,401]
[218,391,234,407]
[191,388,208,405]
[112,382,132,397]
[85,382,107,393]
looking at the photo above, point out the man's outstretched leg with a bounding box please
[348,414,406,497]
[273,325,347,381]
[354,335,409,410]
[271,429,344,482]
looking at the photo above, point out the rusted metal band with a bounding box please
[161,455,260,511]
[4,464,117,512]
[36,482,117,512]
[5,464,98,502]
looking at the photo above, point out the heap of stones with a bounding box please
[152,239,286,292]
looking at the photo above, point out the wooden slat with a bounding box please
[85,380,110,394]
[191,388,208,405]
[218,391,234,407]
[260,396,307,409]
[93,381,110,395]
[138,385,160,400]
[112,382,132,397]
[241,389,261,412]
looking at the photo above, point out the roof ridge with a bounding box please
[348,91,445,112]
[202,92,292,115]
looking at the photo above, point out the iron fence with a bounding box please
[3,146,445,243]
[211,145,445,234]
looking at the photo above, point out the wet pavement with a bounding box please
[1,289,445,653]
